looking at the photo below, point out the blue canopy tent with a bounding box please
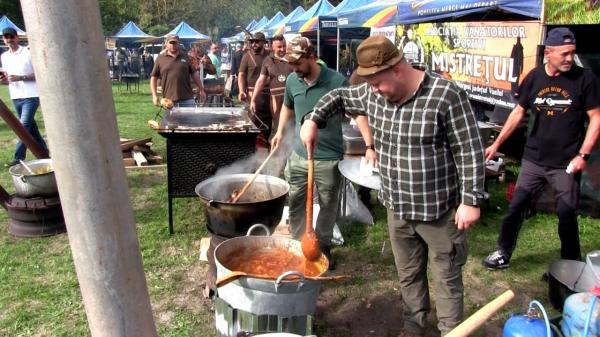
[221,20,258,44]
[395,0,542,24]
[337,0,402,29]
[264,6,305,38]
[252,12,285,35]
[286,0,334,34]
[0,15,26,36]
[295,0,372,70]
[112,21,155,46]
[165,21,210,45]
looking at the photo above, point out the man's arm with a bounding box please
[569,107,600,173]
[485,104,527,159]
[271,104,295,152]
[192,71,206,102]
[446,88,486,230]
[238,72,248,102]
[150,76,160,106]
[250,74,268,112]
[202,55,216,75]
[354,115,376,165]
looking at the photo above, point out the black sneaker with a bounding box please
[4,159,20,168]
[482,250,511,270]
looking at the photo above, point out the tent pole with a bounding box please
[336,25,340,72]
[317,25,321,58]
[20,1,157,336]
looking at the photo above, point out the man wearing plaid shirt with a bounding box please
[300,36,485,336]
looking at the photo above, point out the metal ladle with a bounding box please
[19,160,35,175]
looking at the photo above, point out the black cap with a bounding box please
[2,27,17,36]
[249,32,266,42]
[545,27,576,46]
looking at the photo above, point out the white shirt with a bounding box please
[1,46,38,99]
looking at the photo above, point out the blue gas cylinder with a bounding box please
[503,313,552,337]
[561,292,599,337]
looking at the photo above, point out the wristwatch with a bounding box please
[578,153,590,161]
[365,144,375,151]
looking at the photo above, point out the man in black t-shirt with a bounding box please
[483,27,600,270]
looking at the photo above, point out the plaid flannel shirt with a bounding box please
[306,71,485,221]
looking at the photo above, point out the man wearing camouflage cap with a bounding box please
[271,36,360,270]
[482,27,600,271]
[300,35,485,336]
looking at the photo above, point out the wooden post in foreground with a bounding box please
[446,290,515,337]
[20,1,157,336]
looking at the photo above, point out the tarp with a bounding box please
[395,0,542,24]
[337,0,401,29]
[165,21,209,41]
[265,6,305,37]
[0,15,26,36]
[253,12,285,34]
[113,21,153,41]
[286,0,334,33]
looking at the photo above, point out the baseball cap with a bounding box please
[248,32,266,42]
[165,34,180,43]
[2,27,17,36]
[356,35,403,77]
[283,36,314,62]
[545,27,576,46]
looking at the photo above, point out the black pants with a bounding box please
[497,159,581,260]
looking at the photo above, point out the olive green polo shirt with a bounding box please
[284,64,347,160]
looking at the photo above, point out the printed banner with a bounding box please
[395,21,541,108]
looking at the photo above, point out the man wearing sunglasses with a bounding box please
[0,27,49,167]
[150,34,206,107]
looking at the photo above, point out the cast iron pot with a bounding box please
[195,174,289,237]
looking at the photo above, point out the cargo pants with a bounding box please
[387,208,467,335]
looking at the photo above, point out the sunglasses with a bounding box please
[168,40,179,45]
[3,34,15,39]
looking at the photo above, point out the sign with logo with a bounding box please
[395,21,541,108]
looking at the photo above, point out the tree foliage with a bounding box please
[2,0,343,41]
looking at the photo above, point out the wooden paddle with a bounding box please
[216,270,350,287]
[301,145,321,261]
[229,149,277,203]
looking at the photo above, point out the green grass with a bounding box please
[546,0,600,25]
[0,82,599,336]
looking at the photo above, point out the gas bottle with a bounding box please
[503,300,553,337]
[561,290,599,337]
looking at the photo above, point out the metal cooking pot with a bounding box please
[9,159,58,197]
[214,225,328,317]
[548,259,598,310]
[195,174,289,237]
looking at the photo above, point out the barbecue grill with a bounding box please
[157,106,263,233]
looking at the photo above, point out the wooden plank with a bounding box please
[146,155,163,164]
[122,158,136,166]
[120,137,152,151]
[199,237,210,261]
[132,150,148,166]
[132,144,152,154]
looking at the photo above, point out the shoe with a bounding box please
[4,159,20,168]
[482,250,511,270]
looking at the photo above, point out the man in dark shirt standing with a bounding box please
[483,27,600,270]
[150,34,206,107]
[250,34,292,135]
[238,32,271,147]
[299,36,485,336]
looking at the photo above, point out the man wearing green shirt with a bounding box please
[270,37,347,269]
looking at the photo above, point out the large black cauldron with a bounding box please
[195,174,289,237]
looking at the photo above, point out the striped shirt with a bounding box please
[306,71,485,221]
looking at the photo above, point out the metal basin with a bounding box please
[215,230,328,317]
[195,174,289,237]
[9,159,58,197]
